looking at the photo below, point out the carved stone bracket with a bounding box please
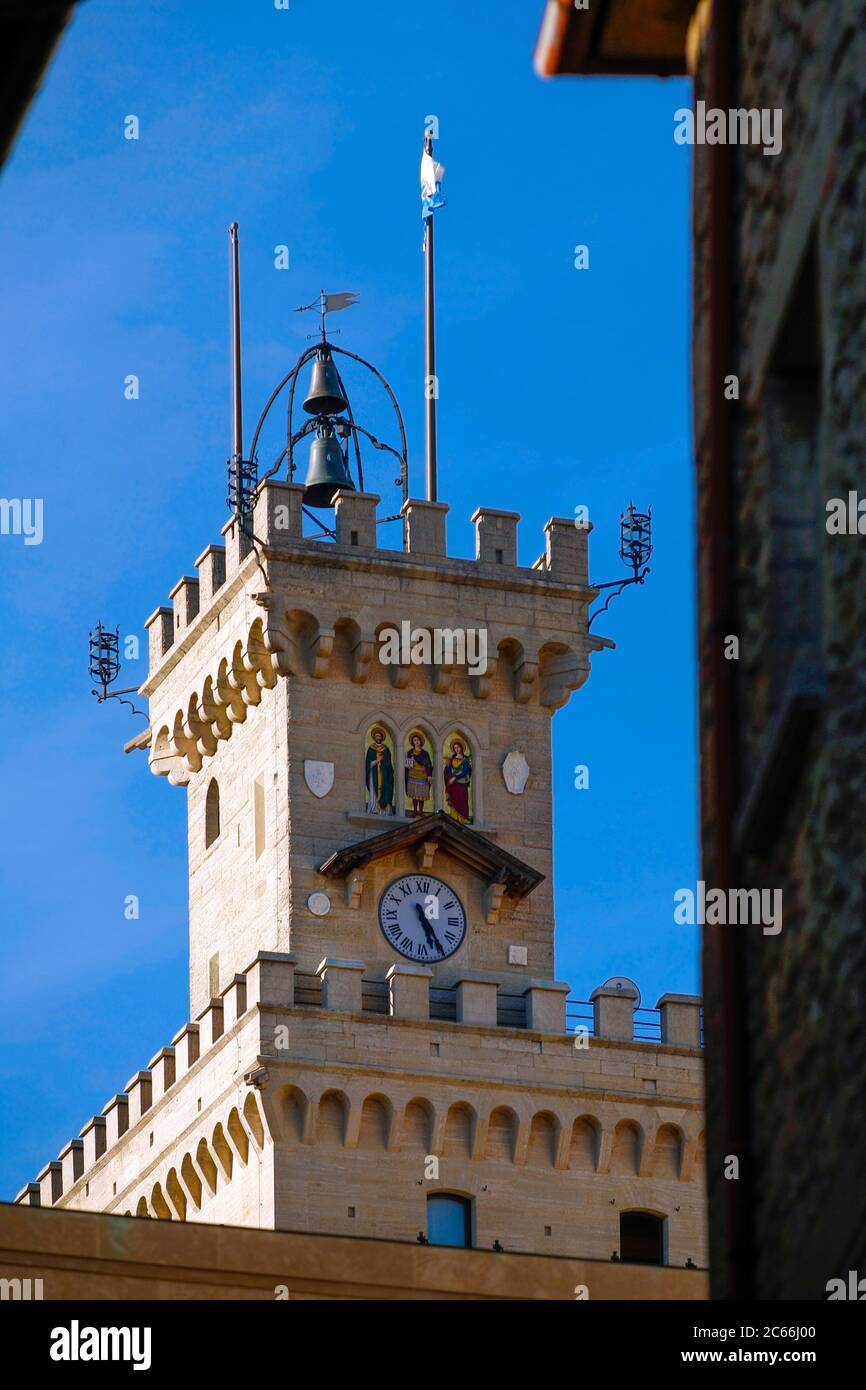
[254,596,299,677]
[345,872,366,910]
[350,638,374,684]
[416,836,441,871]
[311,630,335,679]
[539,651,589,711]
[483,872,508,926]
[471,656,497,700]
[514,659,538,705]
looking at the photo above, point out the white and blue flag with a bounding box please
[420,144,446,220]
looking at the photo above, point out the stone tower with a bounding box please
[149,486,602,1018]
[18,477,706,1270]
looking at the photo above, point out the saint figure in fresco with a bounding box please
[404,732,433,817]
[443,738,473,824]
[365,727,395,815]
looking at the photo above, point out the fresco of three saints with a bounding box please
[364,725,473,824]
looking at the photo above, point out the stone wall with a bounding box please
[18,953,707,1270]
[693,0,866,1297]
[144,486,609,1017]
[0,1204,709,1301]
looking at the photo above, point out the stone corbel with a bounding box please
[166,757,191,788]
[241,635,274,692]
[254,598,299,678]
[432,665,453,695]
[539,650,589,711]
[345,872,366,910]
[483,871,508,926]
[514,658,538,705]
[311,630,335,679]
[173,710,202,774]
[215,659,248,725]
[229,649,262,708]
[183,692,217,760]
[247,637,278,692]
[390,661,412,689]
[471,656,497,700]
[416,837,440,871]
[350,638,374,684]
[201,674,232,741]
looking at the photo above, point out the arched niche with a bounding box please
[442,729,475,825]
[362,720,397,818]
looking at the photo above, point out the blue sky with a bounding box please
[0,0,697,1197]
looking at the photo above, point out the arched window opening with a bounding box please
[620,1211,665,1265]
[427,1193,472,1249]
[205,778,220,847]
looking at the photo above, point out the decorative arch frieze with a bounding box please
[147,602,592,780]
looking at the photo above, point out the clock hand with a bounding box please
[414,901,443,953]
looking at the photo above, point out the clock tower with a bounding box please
[21,325,707,1275]
[147,480,598,1019]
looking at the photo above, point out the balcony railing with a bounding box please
[291,974,702,1046]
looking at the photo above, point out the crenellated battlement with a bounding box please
[16,952,703,1266]
[146,487,595,677]
[141,484,612,789]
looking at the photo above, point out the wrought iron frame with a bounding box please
[88,623,146,718]
[246,340,409,539]
[587,503,653,629]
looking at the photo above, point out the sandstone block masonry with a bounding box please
[141,488,613,1017]
[16,486,706,1269]
[18,952,707,1266]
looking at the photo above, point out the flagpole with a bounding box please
[424,212,438,502]
[229,222,245,516]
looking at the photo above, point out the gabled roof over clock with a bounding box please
[317,811,544,901]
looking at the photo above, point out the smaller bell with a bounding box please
[303,347,348,416]
[302,423,354,507]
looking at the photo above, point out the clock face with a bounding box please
[378,874,467,963]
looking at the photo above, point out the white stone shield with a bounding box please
[502,750,530,795]
[304,760,334,798]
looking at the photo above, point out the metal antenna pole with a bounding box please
[424,157,438,503]
[229,223,243,509]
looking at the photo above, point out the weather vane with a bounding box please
[294,289,361,343]
[88,623,145,718]
[587,502,653,628]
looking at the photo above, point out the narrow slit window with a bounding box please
[253,775,266,860]
[205,778,220,847]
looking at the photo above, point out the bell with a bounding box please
[303,424,354,507]
[303,347,348,416]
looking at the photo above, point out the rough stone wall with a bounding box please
[694,0,866,1297]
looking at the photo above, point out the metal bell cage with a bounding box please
[235,341,409,539]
